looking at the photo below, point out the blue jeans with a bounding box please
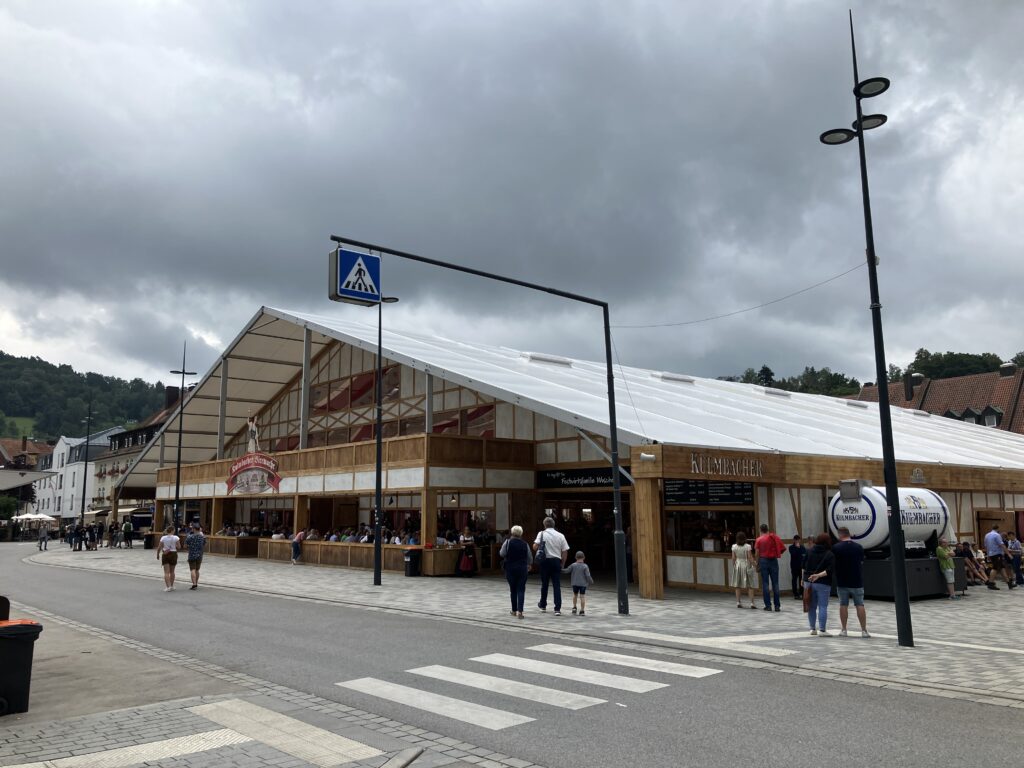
[1012,554,1023,585]
[291,541,301,561]
[538,558,562,611]
[808,582,831,630]
[759,558,780,608]
[506,566,528,612]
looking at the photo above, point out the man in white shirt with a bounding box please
[984,524,1016,589]
[534,517,570,615]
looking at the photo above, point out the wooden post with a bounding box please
[154,500,166,531]
[211,497,224,535]
[634,477,664,599]
[294,494,310,535]
[422,488,438,546]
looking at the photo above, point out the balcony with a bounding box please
[156,434,535,487]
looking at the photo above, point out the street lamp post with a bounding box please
[374,295,400,586]
[820,11,913,647]
[332,234,631,615]
[79,399,92,530]
[170,341,197,530]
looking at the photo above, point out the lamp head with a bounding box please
[819,128,856,146]
[853,113,887,131]
[855,77,890,99]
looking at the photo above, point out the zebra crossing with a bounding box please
[336,643,722,731]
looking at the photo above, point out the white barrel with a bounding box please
[828,487,950,550]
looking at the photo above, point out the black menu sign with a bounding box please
[665,479,754,507]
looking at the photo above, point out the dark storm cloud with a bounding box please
[1,0,1021,384]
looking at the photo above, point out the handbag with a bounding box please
[534,531,546,564]
[802,583,812,613]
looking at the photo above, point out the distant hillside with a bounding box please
[0,351,165,440]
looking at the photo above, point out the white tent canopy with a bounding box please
[119,306,1024,491]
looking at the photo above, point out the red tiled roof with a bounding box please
[852,369,1024,434]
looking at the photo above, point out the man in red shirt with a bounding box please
[755,523,785,612]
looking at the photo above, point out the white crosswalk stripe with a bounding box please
[335,644,720,731]
[408,665,606,710]
[336,678,535,730]
[528,643,722,678]
[469,653,669,692]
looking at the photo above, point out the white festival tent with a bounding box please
[119,305,1024,492]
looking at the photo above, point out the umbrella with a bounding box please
[12,512,56,522]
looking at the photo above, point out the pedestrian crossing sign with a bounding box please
[329,247,382,306]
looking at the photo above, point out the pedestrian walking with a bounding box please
[291,528,306,564]
[754,523,786,611]
[563,551,594,615]
[122,518,134,549]
[37,523,49,551]
[157,525,181,592]
[983,524,1015,589]
[832,527,870,637]
[534,517,570,616]
[788,535,807,600]
[185,523,206,590]
[499,525,533,618]
[731,532,757,609]
[96,519,105,548]
[935,537,960,600]
[804,533,835,636]
[1007,532,1024,586]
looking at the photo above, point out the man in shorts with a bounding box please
[185,523,206,590]
[832,526,870,638]
[983,524,1016,589]
[935,537,960,599]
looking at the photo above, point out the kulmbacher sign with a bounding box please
[227,452,281,495]
[690,452,764,478]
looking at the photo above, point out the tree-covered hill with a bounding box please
[0,351,165,440]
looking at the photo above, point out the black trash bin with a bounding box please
[404,549,421,577]
[0,620,44,716]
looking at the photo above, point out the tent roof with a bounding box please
[119,306,1024,488]
[0,469,54,492]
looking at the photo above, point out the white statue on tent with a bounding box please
[246,416,261,454]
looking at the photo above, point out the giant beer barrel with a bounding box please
[827,487,950,550]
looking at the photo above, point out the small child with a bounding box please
[562,551,594,615]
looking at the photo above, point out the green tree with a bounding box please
[740,368,758,384]
[0,495,17,521]
[908,348,1003,379]
[757,365,775,387]
[1012,351,1024,368]
[887,363,903,382]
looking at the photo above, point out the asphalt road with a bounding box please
[1,543,1016,768]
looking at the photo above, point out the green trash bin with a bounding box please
[0,620,44,716]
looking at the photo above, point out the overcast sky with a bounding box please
[1,0,1021,391]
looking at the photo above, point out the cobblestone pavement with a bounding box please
[0,601,544,768]
[22,546,1024,708]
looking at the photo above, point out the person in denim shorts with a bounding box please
[832,526,870,638]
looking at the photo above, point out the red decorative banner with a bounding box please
[226,452,281,495]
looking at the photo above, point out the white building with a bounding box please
[32,428,124,522]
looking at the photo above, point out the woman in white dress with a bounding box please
[731,531,757,609]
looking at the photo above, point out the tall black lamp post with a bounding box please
[820,12,913,647]
[374,296,400,586]
[79,399,93,530]
[170,341,197,529]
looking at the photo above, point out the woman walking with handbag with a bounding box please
[500,525,533,618]
[804,533,836,636]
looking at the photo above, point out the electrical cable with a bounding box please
[612,261,866,329]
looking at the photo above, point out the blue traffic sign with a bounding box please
[330,247,381,306]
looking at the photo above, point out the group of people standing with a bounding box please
[731,524,870,637]
[499,517,593,618]
[60,519,135,551]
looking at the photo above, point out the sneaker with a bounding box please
[537,602,546,612]
[189,585,197,590]
[164,587,171,592]
[949,595,961,600]
[763,606,772,611]
[987,582,1000,590]
[774,607,781,612]
[861,630,871,638]
[818,629,832,637]
[553,610,562,616]
[809,628,817,636]
[736,603,743,609]
[1009,583,1017,590]
[572,607,578,615]
[578,610,585,616]
[750,604,757,609]
[839,629,848,637]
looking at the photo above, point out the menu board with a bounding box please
[665,479,754,507]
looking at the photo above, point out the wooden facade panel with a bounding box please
[325,445,355,467]
[428,436,484,465]
[388,436,425,463]
[633,478,664,599]
[485,440,534,468]
[353,443,375,466]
